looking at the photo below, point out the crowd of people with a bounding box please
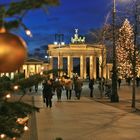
[40,75,140,108]
[42,76,83,108]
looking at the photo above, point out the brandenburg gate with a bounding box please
[47,29,107,79]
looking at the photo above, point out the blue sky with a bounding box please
[1,0,131,53]
[20,0,113,52]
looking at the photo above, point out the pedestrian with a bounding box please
[126,77,131,86]
[29,87,32,93]
[136,77,140,87]
[42,79,53,108]
[65,78,73,100]
[117,78,121,88]
[89,78,94,97]
[74,77,83,100]
[54,78,63,101]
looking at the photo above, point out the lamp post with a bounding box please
[111,0,119,102]
[54,34,65,77]
[131,0,140,109]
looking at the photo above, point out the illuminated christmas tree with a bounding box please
[116,19,139,78]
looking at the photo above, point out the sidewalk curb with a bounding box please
[30,96,38,140]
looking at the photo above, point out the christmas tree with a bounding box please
[116,19,139,78]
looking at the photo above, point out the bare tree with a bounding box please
[87,26,109,97]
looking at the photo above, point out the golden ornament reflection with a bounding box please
[0,30,27,72]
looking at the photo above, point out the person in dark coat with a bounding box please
[117,78,121,88]
[89,78,94,97]
[54,78,63,101]
[42,79,53,108]
[74,77,83,100]
[126,77,131,86]
[136,77,140,87]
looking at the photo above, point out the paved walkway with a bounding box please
[30,81,140,140]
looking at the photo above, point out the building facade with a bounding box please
[48,43,107,79]
[47,29,108,80]
[0,58,49,78]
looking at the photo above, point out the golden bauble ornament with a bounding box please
[0,29,27,72]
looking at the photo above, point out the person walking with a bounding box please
[54,78,63,101]
[74,77,83,100]
[126,77,131,86]
[65,78,73,100]
[136,77,140,87]
[117,78,121,88]
[42,79,53,108]
[89,78,94,97]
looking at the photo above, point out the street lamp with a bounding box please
[131,0,140,109]
[20,22,32,37]
[45,55,52,63]
[54,34,65,77]
[111,0,119,102]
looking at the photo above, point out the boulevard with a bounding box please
[27,81,140,140]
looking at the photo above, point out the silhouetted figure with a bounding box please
[42,79,53,108]
[136,77,140,87]
[98,78,105,91]
[74,77,83,100]
[54,78,63,101]
[65,78,73,100]
[117,78,121,88]
[29,87,32,92]
[105,84,111,98]
[89,78,94,97]
[126,77,131,86]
